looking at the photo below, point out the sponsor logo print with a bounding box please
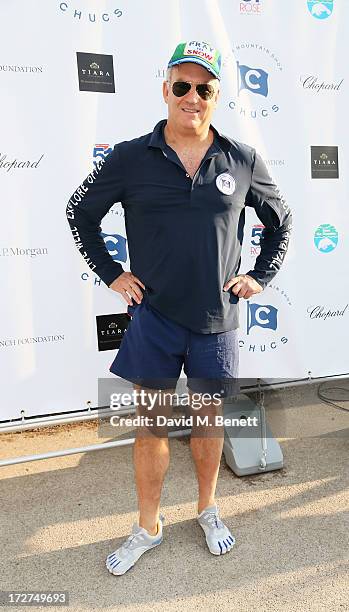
[81,273,104,286]
[238,63,268,97]
[264,158,285,167]
[0,154,44,172]
[58,3,123,23]
[156,68,166,79]
[77,52,115,93]
[300,75,343,93]
[307,304,348,320]
[0,335,65,348]
[247,302,278,335]
[96,314,129,351]
[107,202,124,218]
[93,144,112,168]
[216,173,236,195]
[101,233,127,262]
[307,1,334,19]
[0,64,43,74]
[314,224,338,253]
[311,146,339,179]
[229,43,282,120]
[0,247,48,258]
[240,284,292,353]
[239,0,263,14]
[250,224,264,257]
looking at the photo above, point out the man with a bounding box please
[66,41,292,575]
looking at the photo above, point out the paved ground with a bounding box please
[0,381,348,612]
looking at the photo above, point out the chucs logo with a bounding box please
[247,303,278,335]
[307,1,334,19]
[314,224,338,253]
[229,43,283,120]
[58,3,123,24]
[238,63,268,97]
[240,283,292,353]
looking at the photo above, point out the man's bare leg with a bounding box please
[189,391,224,514]
[133,384,175,535]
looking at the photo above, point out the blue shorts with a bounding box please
[109,295,240,398]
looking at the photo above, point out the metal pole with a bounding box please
[0,428,191,468]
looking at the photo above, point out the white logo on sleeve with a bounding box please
[216,173,236,195]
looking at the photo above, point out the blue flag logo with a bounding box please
[101,233,127,262]
[247,302,278,335]
[238,62,269,97]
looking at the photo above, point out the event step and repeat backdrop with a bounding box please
[1,0,348,419]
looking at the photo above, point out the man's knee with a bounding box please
[133,386,176,438]
[187,390,224,438]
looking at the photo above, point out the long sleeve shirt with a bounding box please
[66,119,292,333]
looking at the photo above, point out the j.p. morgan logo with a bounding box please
[0,247,48,258]
[300,75,343,93]
[311,146,339,179]
[96,314,129,351]
[156,68,166,79]
[77,52,115,93]
[307,304,348,321]
[58,3,123,23]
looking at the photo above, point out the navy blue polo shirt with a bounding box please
[66,119,292,333]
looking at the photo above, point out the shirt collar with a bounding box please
[148,119,231,154]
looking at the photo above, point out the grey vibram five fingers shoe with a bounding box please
[197,504,235,555]
[106,514,165,576]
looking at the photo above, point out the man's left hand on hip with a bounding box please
[223,274,263,299]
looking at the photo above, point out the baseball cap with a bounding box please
[167,41,222,80]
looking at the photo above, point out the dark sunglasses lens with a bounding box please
[172,81,191,97]
[196,84,215,100]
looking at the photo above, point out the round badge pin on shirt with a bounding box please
[216,173,236,195]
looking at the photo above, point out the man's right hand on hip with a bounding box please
[109,271,145,306]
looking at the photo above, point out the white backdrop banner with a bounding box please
[0,0,348,419]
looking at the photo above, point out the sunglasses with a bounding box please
[169,80,216,100]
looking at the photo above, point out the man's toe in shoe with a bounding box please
[208,532,235,555]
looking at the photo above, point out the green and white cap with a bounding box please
[168,41,222,80]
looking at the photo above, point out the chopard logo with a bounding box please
[307,305,348,320]
[301,75,343,93]
[0,154,44,171]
